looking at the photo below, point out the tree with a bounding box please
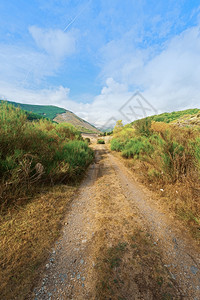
[113,120,123,134]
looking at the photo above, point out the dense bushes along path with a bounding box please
[33,143,200,300]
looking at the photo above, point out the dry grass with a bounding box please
[120,156,200,241]
[91,157,180,299]
[96,230,179,300]
[151,121,171,133]
[0,184,77,300]
[110,119,200,241]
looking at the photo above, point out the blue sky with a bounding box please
[1,0,200,127]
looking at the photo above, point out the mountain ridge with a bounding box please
[0,100,101,133]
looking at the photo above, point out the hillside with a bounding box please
[54,111,100,133]
[172,110,200,127]
[0,100,100,133]
[127,108,200,131]
[145,108,200,125]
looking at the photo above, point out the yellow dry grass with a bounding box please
[92,160,178,299]
[151,121,171,133]
[0,185,77,300]
[116,154,200,241]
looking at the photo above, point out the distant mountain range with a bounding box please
[1,100,101,133]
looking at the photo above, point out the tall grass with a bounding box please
[0,102,94,210]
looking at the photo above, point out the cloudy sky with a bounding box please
[1,0,200,128]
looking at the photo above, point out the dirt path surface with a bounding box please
[33,144,200,300]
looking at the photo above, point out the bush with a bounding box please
[193,138,200,163]
[134,118,152,137]
[105,130,113,136]
[85,137,91,144]
[0,103,94,209]
[111,118,200,184]
[113,120,123,135]
[110,138,125,151]
[97,139,105,144]
[160,131,194,182]
[121,137,154,158]
[110,117,200,234]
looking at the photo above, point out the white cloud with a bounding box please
[0,82,80,112]
[75,78,132,128]
[0,78,131,128]
[29,26,77,59]
[0,26,77,91]
[101,77,127,95]
[2,24,200,129]
[98,32,151,86]
[0,44,52,85]
[141,25,200,111]
[80,24,200,127]
[99,24,200,115]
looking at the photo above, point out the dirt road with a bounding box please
[33,144,200,300]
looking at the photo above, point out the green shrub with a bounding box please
[121,137,154,158]
[193,138,200,163]
[110,138,125,151]
[85,138,91,144]
[160,132,193,182]
[59,140,94,178]
[97,139,105,144]
[0,103,94,209]
[105,130,113,136]
[134,118,152,137]
[111,118,199,184]
[110,117,200,230]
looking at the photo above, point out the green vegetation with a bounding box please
[0,102,94,299]
[110,138,125,151]
[106,130,113,136]
[1,99,66,120]
[121,136,154,159]
[99,130,113,136]
[84,137,91,144]
[111,118,200,237]
[25,111,49,121]
[97,139,105,144]
[131,108,200,125]
[0,102,94,210]
[1,100,101,133]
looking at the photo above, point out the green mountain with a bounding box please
[1,100,100,133]
[3,100,66,119]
